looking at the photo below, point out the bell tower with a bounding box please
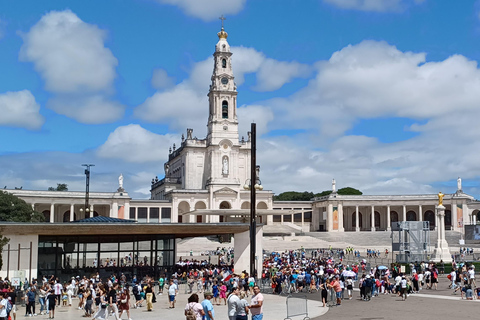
[206,19,239,146]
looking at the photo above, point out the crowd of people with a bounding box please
[1,246,479,320]
[262,248,479,306]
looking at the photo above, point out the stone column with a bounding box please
[371,205,375,232]
[147,207,150,223]
[134,207,138,221]
[355,206,360,232]
[451,201,456,231]
[432,205,451,262]
[418,205,423,221]
[70,204,74,221]
[327,203,333,232]
[338,204,344,232]
[90,205,94,218]
[31,203,35,211]
[50,203,55,223]
[403,205,407,222]
[387,205,391,231]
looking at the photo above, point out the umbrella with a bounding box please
[378,266,388,270]
[325,269,335,274]
[342,270,356,277]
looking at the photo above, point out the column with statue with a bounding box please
[432,192,451,262]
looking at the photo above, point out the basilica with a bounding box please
[4,26,480,234]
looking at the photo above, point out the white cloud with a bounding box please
[151,68,175,90]
[48,95,125,124]
[237,104,274,137]
[135,46,311,133]
[97,124,177,163]
[19,10,117,93]
[156,0,246,21]
[323,0,425,12]
[0,90,44,129]
[19,10,124,124]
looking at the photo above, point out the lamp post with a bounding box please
[243,123,263,281]
[81,164,94,217]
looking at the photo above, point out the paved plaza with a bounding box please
[13,277,479,320]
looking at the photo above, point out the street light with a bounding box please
[81,164,94,217]
[242,123,262,281]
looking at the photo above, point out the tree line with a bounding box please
[273,187,362,201]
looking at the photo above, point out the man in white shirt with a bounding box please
[54,280,63,306]
[0,292,8,320]
[468,266,476,287]
[450,270,457,289]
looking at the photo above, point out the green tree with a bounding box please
[273,191,314,201]
[275,187,363,200]
[0,191,44,222]
[0,191,44,269]
[0,236,8,270]
[337,187,362,195]
[48,183,68,191]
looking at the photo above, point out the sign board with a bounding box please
[400,265,406,273]
[11,277,21,287]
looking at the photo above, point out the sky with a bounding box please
[1,0,480,199]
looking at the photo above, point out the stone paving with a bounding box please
[16,290,327,320]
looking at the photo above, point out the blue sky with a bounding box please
[1,0,480,198]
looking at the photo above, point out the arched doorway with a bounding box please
[63,211,76,222]
[406,211,417,221]
[195,201,207,223]
[241,202,250,209]
[474,210,480,224]
[219,201,231,209]
[391,211,399,222]
[257,202,268,223]
[424,210,435,230]
[178,201,190,223]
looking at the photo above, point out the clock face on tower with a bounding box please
[221,77,229,85]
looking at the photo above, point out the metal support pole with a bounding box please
[17,243,21,271]
[250,123,256,281]
[7,244,10,279]
[29,242,32,282]
[82,164,94,212]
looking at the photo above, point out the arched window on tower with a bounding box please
[222,59,227,68]
[222,101,228,119]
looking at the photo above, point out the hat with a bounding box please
[366,275,370,278]
[204,291,213,296]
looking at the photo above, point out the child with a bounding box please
[212,281,219,305]
[47,289,57,319]
[219,281,227,305]
[62,288,68,306]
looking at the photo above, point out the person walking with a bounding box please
[227,288,240,320]
[249,285,264,320]
[201,291,215,320]
[106,283,119,320]
[400,276,408,301]
[168,279,178,308]
[145,283,153,311]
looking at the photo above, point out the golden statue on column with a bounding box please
[438,191,444,206]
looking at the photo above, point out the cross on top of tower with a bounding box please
[219,15,226,29]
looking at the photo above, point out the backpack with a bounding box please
[6,299,13,314]
[132,285,139,295]
[185,305,196,320]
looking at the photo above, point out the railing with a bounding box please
[285,294,310,320]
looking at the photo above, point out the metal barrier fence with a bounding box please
[285,294,310,320]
